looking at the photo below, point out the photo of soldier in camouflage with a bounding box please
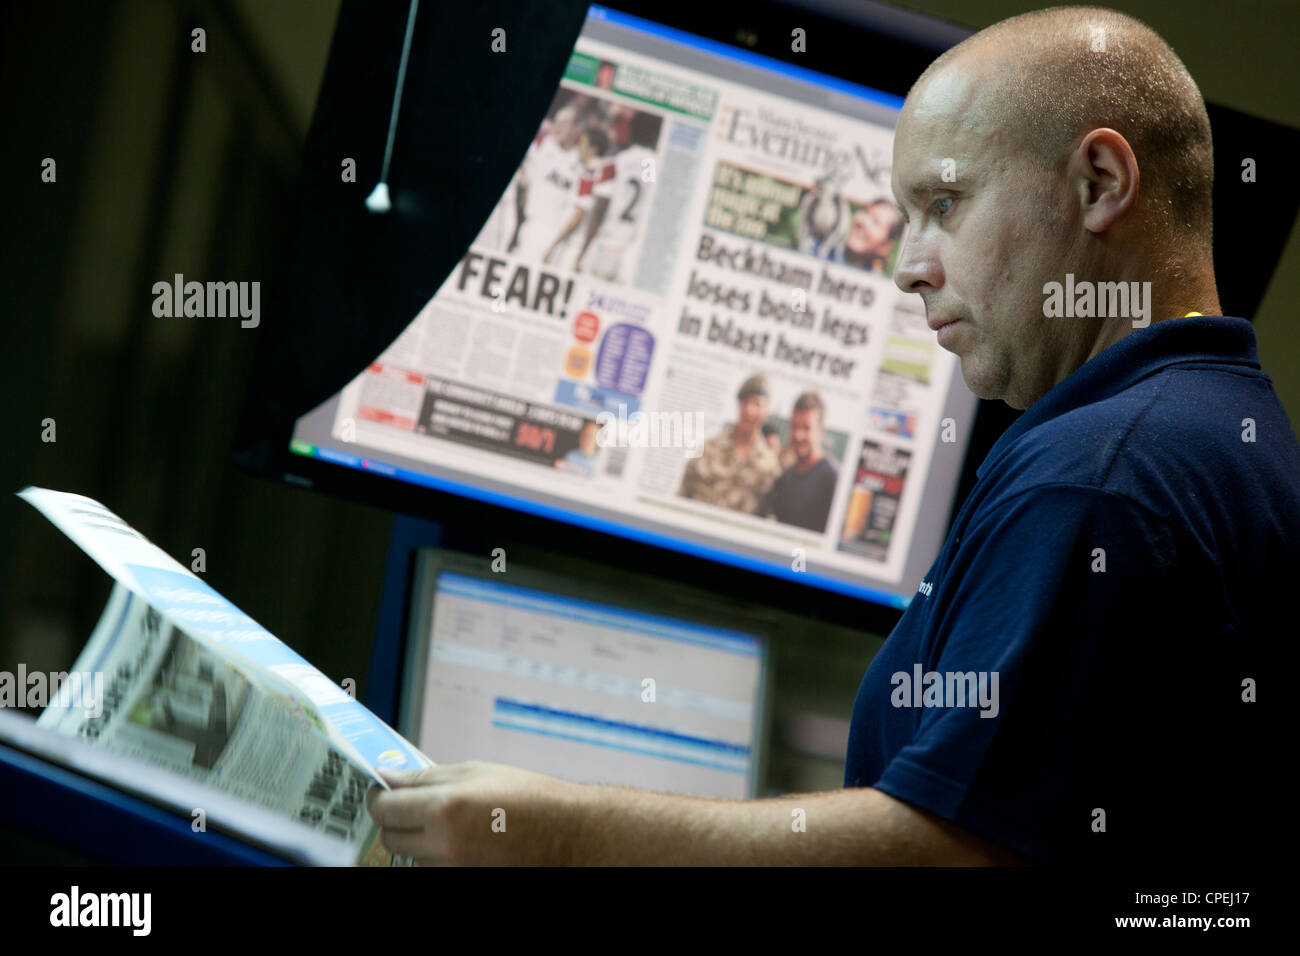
[677,374,782,515]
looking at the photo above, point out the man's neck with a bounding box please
[1151,269,1222,324]
[795,450,823,472]
[1017,261,1221,410]
[1082,269,1222,364]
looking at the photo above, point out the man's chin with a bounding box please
[960,359,1016,407]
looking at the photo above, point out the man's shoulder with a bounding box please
[982,362,1300,544]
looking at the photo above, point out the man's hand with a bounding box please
[367,761,581,866]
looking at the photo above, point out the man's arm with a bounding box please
[573,196,609,269]
[677,453,703,499]
[572,780,1027,865]
[368,762,1028,865]
[544,206,586,262]
[507,179,528,254]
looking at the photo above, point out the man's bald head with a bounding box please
[889,7,1222,410]
[908,6,1213,247]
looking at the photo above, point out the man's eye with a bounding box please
[933,197,954,217]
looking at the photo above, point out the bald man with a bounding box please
[369,7,1294,866]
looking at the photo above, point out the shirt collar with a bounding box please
[976,315,1260,481]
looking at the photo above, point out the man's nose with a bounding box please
[892,228,941,295]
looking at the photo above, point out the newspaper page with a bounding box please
[323,32,953,589]
[20,487,431,864]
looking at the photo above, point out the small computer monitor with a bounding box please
[399,552,770,799]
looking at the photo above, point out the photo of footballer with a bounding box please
[478,87,665,286]
[572,109,663,283]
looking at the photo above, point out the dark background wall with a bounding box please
[2,0,1295,794]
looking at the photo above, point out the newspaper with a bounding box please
[18,487,433,866]
[323,33,955,586]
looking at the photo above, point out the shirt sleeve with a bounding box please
[591,160,617,200]
[871,483,1181,863]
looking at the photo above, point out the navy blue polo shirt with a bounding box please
[845,315,1297,865]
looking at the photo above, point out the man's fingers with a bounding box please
[378,760,478,787]
[378,826,438,863]
[368,782,451,829]
[375,768,423,787]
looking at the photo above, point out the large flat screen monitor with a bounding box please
[287,4,979,610]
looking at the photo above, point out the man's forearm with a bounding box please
[560,783,1024,865]
[552,208,585,248]
[564,785,828,864]
[576,197,608,262]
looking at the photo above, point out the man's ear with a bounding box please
[1071,127,1140,234]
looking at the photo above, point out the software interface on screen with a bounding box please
[402,570,766,799]
[290,4,979,607]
